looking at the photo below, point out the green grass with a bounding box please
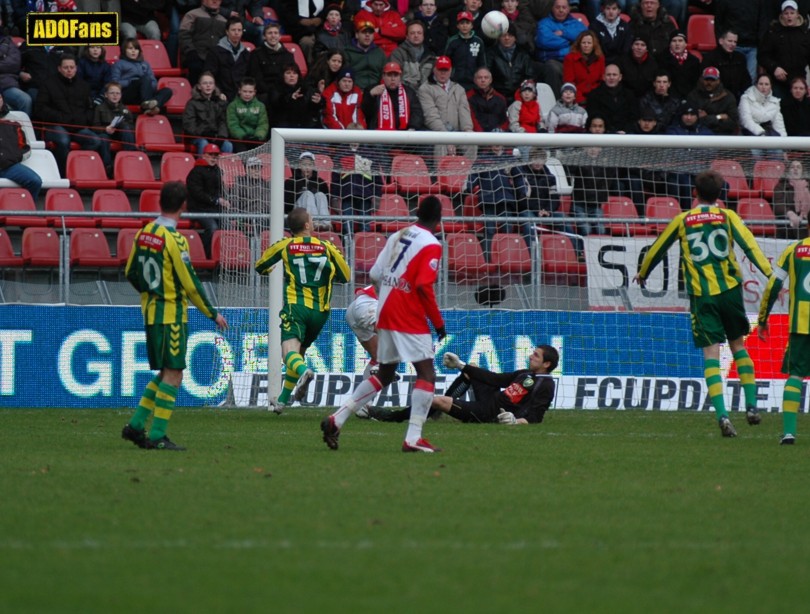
[1,408,809,613]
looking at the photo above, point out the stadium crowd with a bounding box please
[1,0,809,262]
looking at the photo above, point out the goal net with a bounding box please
[205,130,809,413]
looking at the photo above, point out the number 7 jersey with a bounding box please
[370,223,444,334]
[637,204,773,296]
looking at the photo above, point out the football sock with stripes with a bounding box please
[704,359,727,419]
[334,376,382,428]
[405,381,434,445]
[279,351,308,404]
[783,376,802,436]
[130,375,160,431]
[733,349,757,409]
[149,381,178,441]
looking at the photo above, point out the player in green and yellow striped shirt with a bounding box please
[758,219,810,445]
[122,182,228,451]
[635,170,773,437]
[255,208,351,412]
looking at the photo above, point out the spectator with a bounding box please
[34,53,106,177]
[0,32,31,115]
[345,15,387,90]
[584,1,687,29]
[508,78,548,133]
[183,71,233,155]
[639,69,680,127]
[323,67,367,129]
[18,44,71,106]
[333,125,384,233]
[270,63,323,128]
[449,0,486,37]
[92,81,136,154]
[628,0,676,57]
[247,22,295,106]
[486,23,535,99]
[313,4,351,59]
[516,147,558,245]
[758,0,810,100]
[563,30,605,104]
[467,67,508,132]
[77,45,111,106]
[362,61,424,130]
[664,101,715,209]
[285,151,332,230]
[713,0,770,83]
[515,0,554,54]
[186,143,229,257]
[279,0,328,63]
[390,20,436,90]
[418,55,476,159]
[547,81,588,132]
[700,29,752,101]
[534,0,586,96]
[772,158,810,240]
[307,50,348,94]
[567,136,614,238]
[665,100,713,135]
[654,30,700,99]
[781,76,810,136]
[445,10,488,91]
[413,0,449,57]
[121,0,164,41]
[226,77,268,152]
[585,62,638,132]
[112,38,173,115]
[738,74,787,137]
[686,65,739,135]
[232,156,271,234]
[205,16,251,102]
[632,106,661,134]
[591,0,632,65]
[618,34,658,97]
[0,95,43,200]
[361,0,407,57]
[465,144,529,259]
[179,0,228,86]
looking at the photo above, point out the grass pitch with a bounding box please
[1,408,809,613]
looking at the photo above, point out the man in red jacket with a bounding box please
[363,0,407,56]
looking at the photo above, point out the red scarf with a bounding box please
[518,100,541,133]
[378,85,410,130]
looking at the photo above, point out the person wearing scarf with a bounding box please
[773,159,810,240]
[361,61,424,130]
[654,30,700,99]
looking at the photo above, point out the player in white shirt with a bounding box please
[322,196,447,452]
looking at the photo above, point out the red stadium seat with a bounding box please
[446,232,497,284]
[139,40,181,77]
[686,14,716,51]
[645,197,681,233]
[0,227,22,267]
[181,229,217,270]
[710,159,759,200]
[282,42,308,76]
[737,198,777,237]
[160,152,196,183]
[139,188,193,228]
[426,194,468,233]
[92,189,142,228]
[353,231,386,283]
[157,77,192,115]
[66,151,118,190]
[70,228,118,268]
[218,156,246,189]
[0,188,47,227]
[390,154,436,195]
[135,115,185,152]
[490,233,532,281]
[104,44,120,63]
[114,151,162,190]
[254,153,292,181]
[45,188,94,228]
[752,160,785,200]
[571,12,589,27]
[212,229,252,270]
[373,194,410,232]
[436,155,472,195]
[22,227,61,267]
[539,233,586,286]
[116,228,140,265]
[602,196,651,236]
[315,231,345,253]
[314,154,334,188]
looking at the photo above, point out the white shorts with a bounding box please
[377,329,435,365]
[345,294,378,342]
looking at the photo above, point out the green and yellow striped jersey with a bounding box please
[255,235,351,311]
[758,237,810,334]
[124,218,218,325]
[637,204,772,296]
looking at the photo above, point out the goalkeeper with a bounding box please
[370,346,558,425]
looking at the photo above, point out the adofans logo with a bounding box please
[27,12,118,46]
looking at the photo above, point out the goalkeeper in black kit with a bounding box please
[370,345,558,425]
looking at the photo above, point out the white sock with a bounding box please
[334,376,382,428]
[405,383,434,444]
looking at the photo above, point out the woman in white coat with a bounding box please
[738,74,787,137]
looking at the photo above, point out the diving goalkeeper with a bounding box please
[371,345,558,425]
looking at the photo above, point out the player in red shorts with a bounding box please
[321,196,446,452]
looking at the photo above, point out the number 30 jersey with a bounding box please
[638,204,773,296]
[370,223,444,334]
[125,217,218,325]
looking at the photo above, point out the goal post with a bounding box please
[208,129,810,413]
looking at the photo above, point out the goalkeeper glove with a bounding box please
[497,409,517,425]
[435,326,447,341]
[443,352,466,370]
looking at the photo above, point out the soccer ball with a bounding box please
[480,11,510,40]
